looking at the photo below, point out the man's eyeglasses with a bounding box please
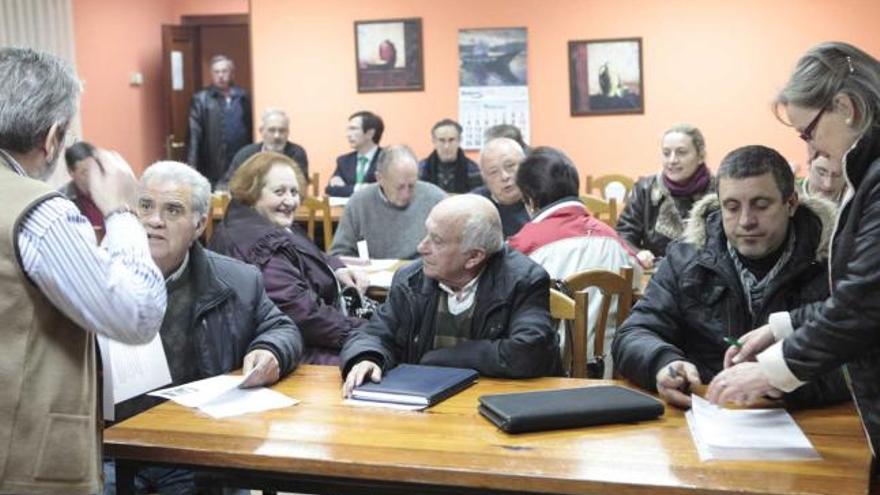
[799,106,827,142]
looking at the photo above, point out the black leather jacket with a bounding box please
[187,86,252,186]
[339,246,562,378]
[613,195,848,408]
[781,126,880,452]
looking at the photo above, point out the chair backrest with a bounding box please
[203,192,231,243]
[579,195,618,227]
[586,174,635,203]
[301,195,333,252]
[310,171,320,197]
[550,288,590,378]
[563,266,634,378]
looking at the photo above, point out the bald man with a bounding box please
[473,137,529,237]
[340,194,561,396]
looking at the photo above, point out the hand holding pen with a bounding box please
[655,360,701,409]
[722,324,776,368]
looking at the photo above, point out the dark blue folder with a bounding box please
[352,364,478,406]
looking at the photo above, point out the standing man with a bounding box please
[325,111,383,197]
[474,137,530,237]
[187,54,252,188]
[0,47,166,494]
[419,118,482,194]
[222,108,309,188]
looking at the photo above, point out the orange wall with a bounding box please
[250,0,880,189]
[72,0,247,173]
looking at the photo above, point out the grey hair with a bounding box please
[663,123,707,159]
[480,137,526,164]
[0,47,80,153]
[775,41,880,135]
[261,107,289,125]
[210,54,234,70]
[141,161,211,220]
[376,144,418,174]
[459,201,503,255]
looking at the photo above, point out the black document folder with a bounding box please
[479,385,664,433]
[352,364,478,407]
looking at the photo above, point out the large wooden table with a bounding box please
[104,365,872,495]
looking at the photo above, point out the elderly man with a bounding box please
[0,48,166,494]
[331,144,446,259]
[187,54,252,187]
[474,137,529,237]
[612,145,847,409]
[104,161,304,494]
[325,110,383,197]
[222,107,309,187]
[801,153,845,203]
[419,118,482,193]
[341,194,560,395]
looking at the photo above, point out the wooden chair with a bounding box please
[310,171,320,197]
[203,192,231,243]
[586,174,635,203]
[301,195,334,252]
[579,195,618,226]
[550,288,589,379]
[563,266,635,378]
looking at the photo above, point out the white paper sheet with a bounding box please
[98,332,173,421]
[328,196,349,207]
[149,373,298,418]
[687,395,820,461]
[368,270,395,289]
[170,51,184,90]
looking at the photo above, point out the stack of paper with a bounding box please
[149,373,298,419]
[686,395,820,461]
[98,333,173,421]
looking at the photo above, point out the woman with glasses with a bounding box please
[708,42,880,457]
[615,124,714,269]
[210,152,369,365]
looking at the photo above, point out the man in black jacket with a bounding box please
[419,119,482,193]
[341,194,560,396]
[187,55,252,187]
[612,145,847,409]
[104,160,303,493]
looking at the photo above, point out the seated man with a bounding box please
[341,194,561,395]
[60,140,104,229]
[509,146,641,376]
[612,145,847,409]
[331,144,446,259]
[419,118,482,193]
[800,152,845,203]
[473,137,529,238]
[325,110,383,197]
[221,107,309,188]
[484,123,528,152]
[104,161,304,494]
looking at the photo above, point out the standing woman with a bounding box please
[709,42,880,456]
[615,124,714,268]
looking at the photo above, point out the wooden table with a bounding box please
[104,365,872,495]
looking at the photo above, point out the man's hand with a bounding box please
[239,349,281,388]
[723,325,775,368]
[335,267,369,294]
[707,362,778,407]
[656,360,701,409]
[342,361,382,398]
[329,175,345,187]
[636,250,655,269]
[88,149,138,216]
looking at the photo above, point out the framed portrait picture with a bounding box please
[568,37,643,116]
[354,18,424,92]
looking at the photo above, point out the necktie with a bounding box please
[356,155,368,184]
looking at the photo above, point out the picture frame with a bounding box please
[568,37,643,116]
[354,18,424,93]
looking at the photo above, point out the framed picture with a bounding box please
[568,37,643,116]
[354,18,424,92]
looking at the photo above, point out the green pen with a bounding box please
[724,336,743,348]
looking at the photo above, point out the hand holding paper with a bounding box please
[240,349,280,388]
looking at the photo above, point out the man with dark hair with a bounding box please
[326,110,384,197]
[340,194,560,397]
[419,118,482,193]
[483,123,528,152]
[187,54,253,187]
[612,145,847,410]
[221,108,309,188]
[61,140,104,229]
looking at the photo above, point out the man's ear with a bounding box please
[42,122,63,158]
[463,248,487,271]
[365,128,376,143]
[194,214,208,237]
[786,191,800,217]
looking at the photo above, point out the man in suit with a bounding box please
[221,108,309,188]
[325,110,383,197]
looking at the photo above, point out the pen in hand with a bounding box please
[724,336,743,349]
[667,364,691,394]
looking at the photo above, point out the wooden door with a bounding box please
[161,25,198,162]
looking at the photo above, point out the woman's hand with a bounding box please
[636,250,655,269]
[335,267,369,294]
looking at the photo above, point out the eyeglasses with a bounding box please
[799,106,827,142]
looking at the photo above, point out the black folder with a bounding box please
[352,364,478,407]
[478,385,664,433]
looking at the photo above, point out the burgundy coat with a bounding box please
[210,200,366,364]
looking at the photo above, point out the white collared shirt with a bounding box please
[438,271,482,316]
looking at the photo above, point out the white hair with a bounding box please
[261,107,289,125]
[141,161,211,220]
